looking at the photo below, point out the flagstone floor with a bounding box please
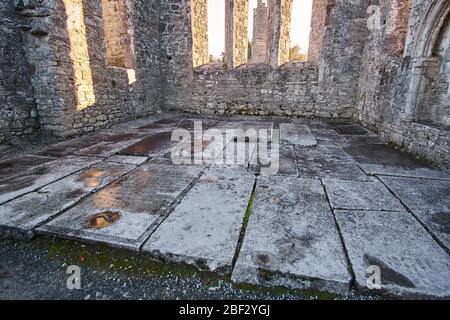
[0,114,449,299]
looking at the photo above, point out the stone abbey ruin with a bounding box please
[0,0,448,171]
[0,0,449,299]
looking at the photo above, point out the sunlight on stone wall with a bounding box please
[64,0,96,111]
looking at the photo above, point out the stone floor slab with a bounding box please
[335,210,450,298]
[37,162,202,250]
[232,176,351,294]
[0,162,135,239]
[380,176,450,251]
[0,155,57,183]
[0,156,101,206]
[344,144,450,180]
[142,168,255,272]
[249,144,297,176]
[280,123,317,146]
[323,179,404,211]
[106,155,148,166]
[74,134,144,158]
[213,141,257,169]
[118,131,175,158]
[295,143,368,180]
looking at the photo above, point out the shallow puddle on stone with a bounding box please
[119,132,173,156]
[88,211,121,229]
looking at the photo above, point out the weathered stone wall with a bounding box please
[189,63,321,116]
[101,0,135,69]
[0,1,39,143]
[308,0,328,64]
[159,0,369,119]
[13,0,161,138]
[191,0,208,67]
[318,0,371,119]
[357,0,450,171]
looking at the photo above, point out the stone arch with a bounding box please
[404,0,450,121]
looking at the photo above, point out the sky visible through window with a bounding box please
[208,0,313,58]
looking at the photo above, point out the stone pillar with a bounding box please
[266,0,292,67]
[101,0,135,69]
[278,0,292,65]
[191,0,209,67]
[384,0,412,56]
[251,0,269,64]
[266,0,279,67]
[225,0,249,68]
[308,0,328,64]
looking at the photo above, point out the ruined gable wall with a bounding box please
[0,1,39,144]
[357,0,450,171]
[160,0,370,119]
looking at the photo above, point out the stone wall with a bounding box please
[189,63,321,116]
[14,0,161,138]
[357,0,450,171]
[159,0,369,119]
[0,1,39,143]
[191,0,208,67]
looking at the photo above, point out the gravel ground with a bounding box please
[0,237,378,300]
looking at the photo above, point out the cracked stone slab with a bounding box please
[323,179,404,212]
[37,162,202,250]
[214,120,273,132]
[106,155,148,166]
[380,176,450,251]
[0,162,135,239]
[142,168,255,273]
[249,144,297,176]
[213,141,257,169]
[74,134,144,158]
[280,123,317,146]
[232,176,351,295]
[309,127,341,142]
[0,156,101,206]
[344,144,450,180]
[335,210,450,298]
[0,155,57,183]
[295,143,368,181]
[165,136,224,165]
[118,131,176,157]
[137,118,218,132]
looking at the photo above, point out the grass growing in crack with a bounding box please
[243,191,256,228]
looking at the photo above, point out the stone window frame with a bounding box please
[403,0,450,124]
